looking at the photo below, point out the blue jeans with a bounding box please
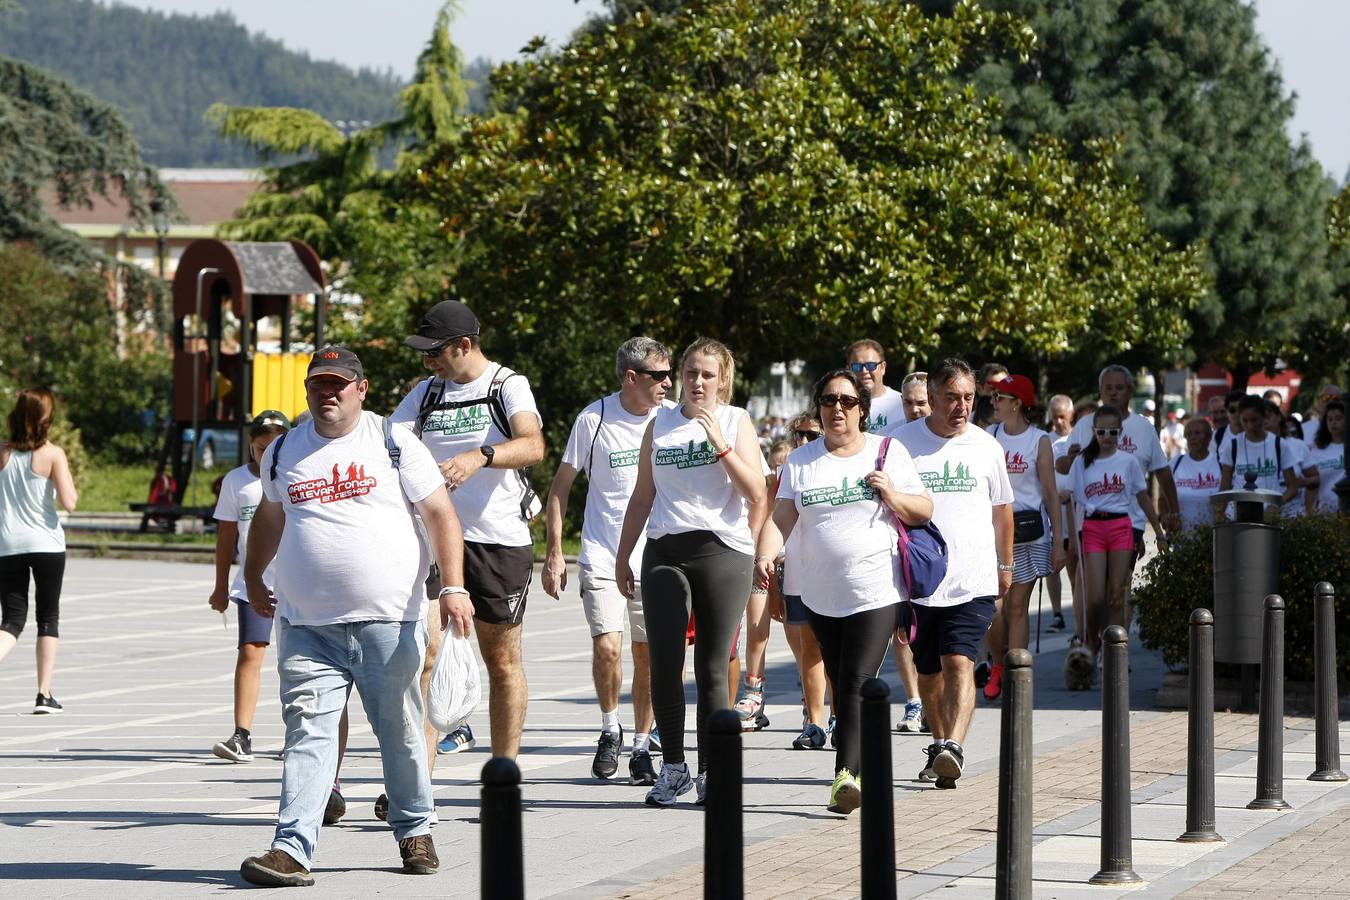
[272,617,432,867]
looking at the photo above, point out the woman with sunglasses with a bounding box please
[755,370,932,814]
[1067,405,1167,666]
[615,337,766,807]
[769,413,836,751]
[981,374,1064,701]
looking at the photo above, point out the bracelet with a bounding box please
[715,446,733,460]
[438,586,469,597]
[997,563,1015,573]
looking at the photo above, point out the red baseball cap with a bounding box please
[990,373,1036,408]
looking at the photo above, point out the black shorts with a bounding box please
[464,541,534,626]
[911,597,997,675]
[782,593,810,626]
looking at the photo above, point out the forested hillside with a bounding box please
[0,0,404,166]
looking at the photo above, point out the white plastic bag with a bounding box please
[428,629,481,734]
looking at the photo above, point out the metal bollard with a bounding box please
[1090,626,1141,885]
[1249,595,1292,810]
[704,708,743,900]
[481,756,525,900]
[1178,609,1223,842]
[996,649,1034,900]
[1309,583,1347,782]
[860,678,896,899]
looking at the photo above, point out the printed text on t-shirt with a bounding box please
[423,406,491,436]
[288,462,378,505]
[1084,472,1126,499]
[800,476,876,508]
[920,460,978,493]
[1004,451,1029,474]
[654,439,718,470]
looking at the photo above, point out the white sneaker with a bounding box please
[695,771,707,806]
[644,762,693,807]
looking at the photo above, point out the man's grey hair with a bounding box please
[1048,393,1073,411]
[1098,364,1135,393]
[616,337,671,382]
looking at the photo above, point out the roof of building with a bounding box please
[46,168,264,238]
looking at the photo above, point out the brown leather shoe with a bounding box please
[398,834,439,875]
[240,848,314,887]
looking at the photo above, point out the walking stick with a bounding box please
[1035,578,1043,654]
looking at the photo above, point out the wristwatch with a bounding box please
[479,445,495,467]
[997,562,1015,573]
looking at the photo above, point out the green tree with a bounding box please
[419,0,1205,453]
[927,0,1335,389]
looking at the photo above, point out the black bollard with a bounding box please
[1178,609,1223,842]
[860,678,896,899]
[1309,583,1347,782]
[704,708,743,900]
[1249,595,1292,810]
[996,649,1034,900]
[480,756,525,900]
[1090,626,1141,885]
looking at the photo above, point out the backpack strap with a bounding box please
[382,416,401,470]
[585,396,606,477]
[415,378,446,438]
[485,365,519,439]
[1172,454,1184,475]
[268,431,289,482]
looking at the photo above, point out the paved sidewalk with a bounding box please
[1,558,1348,898]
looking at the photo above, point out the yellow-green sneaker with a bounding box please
[827,768,861,815]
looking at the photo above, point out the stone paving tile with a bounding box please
[1178,803,1350,898]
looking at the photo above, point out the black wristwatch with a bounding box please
[479,445,495,467]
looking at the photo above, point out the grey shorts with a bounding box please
[579,565,647,642]
[234,597,273,647]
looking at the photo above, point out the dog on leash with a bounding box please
[1063,642,1096,691]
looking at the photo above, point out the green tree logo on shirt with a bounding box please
[424,405,491,436]
[654,439,718,469]
[921,460,978,493]
[1235,458,1277,478]
[801,475,876,507]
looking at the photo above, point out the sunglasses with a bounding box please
[902,372,927,387]
[820,393,861,410]
[1094,427,1121,437]
[849,361,882,373]
[634,368,672,382]
[793,429,822,442]
[421,342,449,358]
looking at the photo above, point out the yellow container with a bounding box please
[251,352,312,421]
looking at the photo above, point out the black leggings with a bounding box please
[805,603,897,777]
[641,530,752,771]
[0,552,66,639]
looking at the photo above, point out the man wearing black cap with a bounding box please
[238,345,472,887]
[394,302,546,761]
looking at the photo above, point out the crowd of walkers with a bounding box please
[1,301,1344,887]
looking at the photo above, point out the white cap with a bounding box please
[1143,399,1156,411]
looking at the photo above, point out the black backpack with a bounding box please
[415,366,539,520]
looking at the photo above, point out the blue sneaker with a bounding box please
[896,699,925,733]
[648,726,662,754]
[792,723,827,750]
[436,723,475,755]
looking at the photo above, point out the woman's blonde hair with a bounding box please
[679,337,736,405]
[7,387,55,452]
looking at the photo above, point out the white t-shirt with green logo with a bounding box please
[891,418,1013,607]
[868,387,906,434]
[1307,442,1345,512]
[646,403,756,555]
[392,364,542,547]
[777,432,925,616]
[213,463,274,601]
[1219,432,1284,493]
[561,393,673,577]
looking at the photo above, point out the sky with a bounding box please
[124,0,1350,180]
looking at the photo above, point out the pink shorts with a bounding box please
[1081,516,1134,553]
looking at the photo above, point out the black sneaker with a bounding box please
[933,740,964,782]
[1047,613,1067,633]
[917,744,940,782]
[212,730,253,763]
[323,785,346,825]
[973,660,991,689]
[629,749,657,785]
[592,727,622,779]
[374,792,389,822]
[934,776,957,790]
[33,693,62,714]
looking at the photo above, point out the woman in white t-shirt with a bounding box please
[1170,416,1222,532]
[981,373,1064,702]
[755,369,931,816]
[1069,406,1167,661]
[1305,399,1346,513]
[615,338,766,808]
[1264,400,1312,518]
[1219,395,1297,506]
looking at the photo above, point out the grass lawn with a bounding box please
[78,463,234,512]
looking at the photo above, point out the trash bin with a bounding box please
[1209,477,1282,666]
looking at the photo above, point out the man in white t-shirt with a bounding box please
[395,301,546,762]
[891,358,1013,791]
[238,346,472,887]
[847,339,905,432]
[1057,364,1181,547]
[543,337,673,786]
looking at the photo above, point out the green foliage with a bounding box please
[1136,514,1350,683]
[0,0,401,167]
[932,0,1336,388]
[419,0,1206,463]
[0,244,170,463]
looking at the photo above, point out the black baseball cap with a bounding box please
[404,300,480,351]
[249,410,291,436]
[307,345,364,382]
